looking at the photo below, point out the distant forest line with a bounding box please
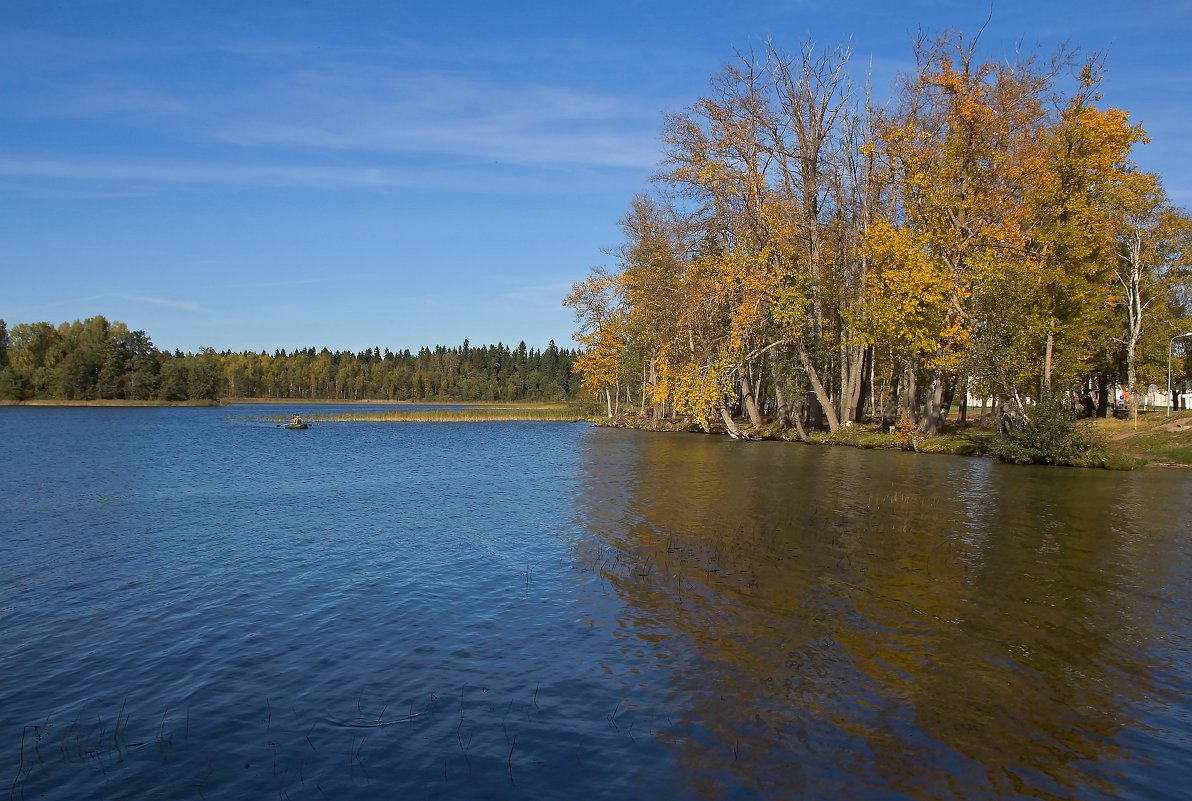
[0,316,580,403]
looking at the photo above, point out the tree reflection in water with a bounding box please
[572,429,1192,800]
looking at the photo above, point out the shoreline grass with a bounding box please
[595,410,1192,468]
[10,396,1187,466]
[226,397,483,405]
[1085,412,1192,466]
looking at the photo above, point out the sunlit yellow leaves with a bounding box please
[564,271,628,400]
[665,358,732,423]
[857,220,953,361]
[1017,75,1155,388]
[569,35,1186,431]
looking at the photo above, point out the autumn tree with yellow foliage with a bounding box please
[568,30,1190,437]
[564,268,628,418]
[1012,57,1151,421]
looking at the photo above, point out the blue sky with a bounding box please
[3,1,1190,354]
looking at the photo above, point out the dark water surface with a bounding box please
[2,406,1190,800]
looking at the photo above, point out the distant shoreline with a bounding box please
[7,399,1184,468]
[226,397,502,405]
[0,399,223,407]
[0,398,420,407]
[0,398,580,409]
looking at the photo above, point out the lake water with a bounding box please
[2,405,1191,800]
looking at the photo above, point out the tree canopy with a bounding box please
[568,32,1191,434]
[0,317,578,404]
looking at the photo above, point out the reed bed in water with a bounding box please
[276,405,593,423]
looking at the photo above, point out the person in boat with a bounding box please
[290,413,303,425]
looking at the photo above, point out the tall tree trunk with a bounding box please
[882,362,901,428]
[740,370,763,426]
[1119,227,1147,421]
[752,360,771,418]
[870,347,879,423]
[853,344,873,423]
[640,363,648,414]
[998,383,1031,433]
[770,354,792,428]
[1126,354,1139,421]
[1042,326,1054,395]
[903,360,919,423]
[797,339,840,431]
[839,342,868,425]
[1125,311,1141,421]
[719,404,747,439]
[919,368,948,434]
[790,399,809,441]
[648,353,664,427]
[941,374,957,419]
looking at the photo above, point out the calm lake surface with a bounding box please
[2,405,1191,800]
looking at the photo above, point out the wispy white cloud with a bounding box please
[30,79,191,120]
[216,277,329,290]
[9,292,204,320]
[209,65,662,168]
[0,156,547,192]
[119,294,204,312]
[0,23,149,73]
[3,24,667,175]
[0,181,156,200]
[499,281,575,308]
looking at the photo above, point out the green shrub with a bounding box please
[988,393,1094,466]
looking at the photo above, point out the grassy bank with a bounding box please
[596,410,1192,468]
[1086,413,1192,466]
[11,397,1186,467]
[227,397,434,405]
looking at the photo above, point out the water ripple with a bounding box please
[2,408,1191,799]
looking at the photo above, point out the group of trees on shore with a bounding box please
[567,32,1191,437]
[0,316,578,403]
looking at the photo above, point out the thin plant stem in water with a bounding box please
[507,734,518,787]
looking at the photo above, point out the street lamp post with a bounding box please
[1169,331,1192,416]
